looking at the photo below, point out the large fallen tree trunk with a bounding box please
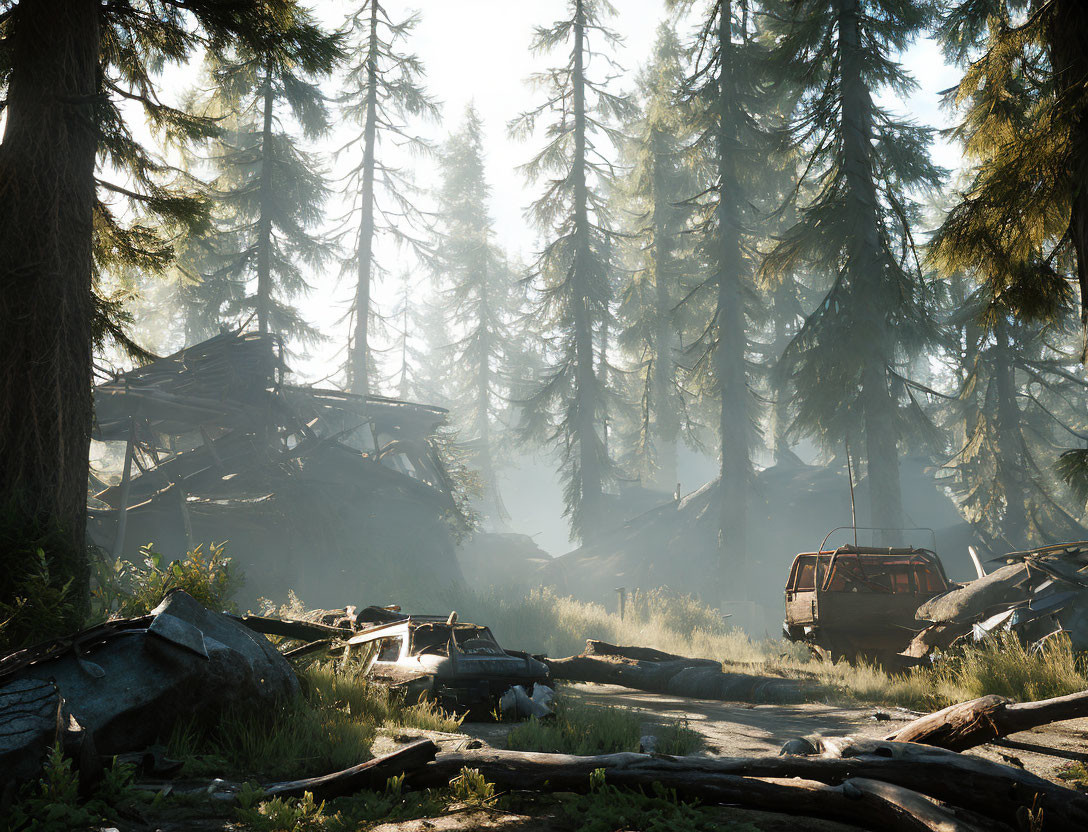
[544,640,805,702]
[264,740,437,801]
[408,740,1088,830]
[885,688,1088,751]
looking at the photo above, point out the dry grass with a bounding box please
[169,661,462,779]
[443,585,1088,710]
[505,696,702,756]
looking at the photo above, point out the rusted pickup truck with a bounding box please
[783,544,953,664]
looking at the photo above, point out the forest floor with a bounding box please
[111,682,1088,831]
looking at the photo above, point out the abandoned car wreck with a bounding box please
[88,330,469,604]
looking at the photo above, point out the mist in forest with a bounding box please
[5,0,1088,643]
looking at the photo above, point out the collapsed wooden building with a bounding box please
[88,330,467,605]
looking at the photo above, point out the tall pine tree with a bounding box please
[760,0,943,538]
[616,24,695,490]
[511,0,633,540]
[340,0,438,394]
[668,0,766,588]
[189,13,341,342]
[0,0,304,619]
[437,106,519,525]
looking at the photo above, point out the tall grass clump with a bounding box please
[170,661,462,779]
[924,632,1088,705]
[441,585,769,664]
[505,698,701,756]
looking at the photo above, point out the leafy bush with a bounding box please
[0,549,77,653]
[92,542,241,616]
[6,744,151,832]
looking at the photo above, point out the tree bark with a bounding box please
[571,0,605,538]
[993,321,1027,547]
[1048,6,1088,359]
[0,0,101,612]
[410,745,1077,831]
[255,64,276,335]
[651,129,678,489]
[348,0,380,395]
[837,0,903,538]
[715,0,751,595]
[885,688,1088,752]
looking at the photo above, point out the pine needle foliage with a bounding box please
[666,0,770,583]
[614,24,698,490]
[510,0,634,541]
[759,0,944,534]
[0,0,322,619]
[435,106,521,524]
[929,1,1088,343]
[182,8,342,344]
[338,0,439,394]
[939,282,1088,549]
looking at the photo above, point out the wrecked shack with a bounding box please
[88,330,468,605]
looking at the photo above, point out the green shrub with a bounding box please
[6,744,152,832]
[0,549,77,653]
[92,542,241,616]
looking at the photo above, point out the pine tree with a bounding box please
[340,0,438,394]
[668,0,766,587]
[187,19,341,344]
[931,2,1088,344]
[0,0,305,617]
[760,0,943,538]
[436,106,519,525]
[615,24,695,489]
[929,2,1088,495]
[511,0,634,540]
[940,285,1088,549]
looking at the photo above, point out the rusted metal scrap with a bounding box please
[908,541,1088,657]
[0,590,297,785]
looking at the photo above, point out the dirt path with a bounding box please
[449,682,1088,787]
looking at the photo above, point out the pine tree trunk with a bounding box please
[652,132,678,490]
[0,0,100,612]
[770,284,792,463]
[572,0,604,538]
[715,1,751,593]
[255,65,275,335]
[993,322,1027,548]
[838,0,903,538]
[1048,6,1088,358]
[349,0,380,395]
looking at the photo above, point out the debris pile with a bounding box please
[0,590,296,784]
[88,329,468,604]
[238,604,552,716]
[907,541,1088,658]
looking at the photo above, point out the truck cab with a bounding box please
[784,545,952,664]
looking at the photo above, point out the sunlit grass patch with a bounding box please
[505,697,701,756]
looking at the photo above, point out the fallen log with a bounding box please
[263,740,438,801]
[583,639,720,667]
[544,650,803,702]
[408,745,1078,831]
[885,688,1088,751]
